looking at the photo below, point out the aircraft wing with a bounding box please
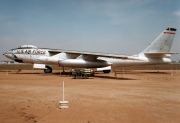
[47,49,134,60]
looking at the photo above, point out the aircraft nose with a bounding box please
[3,52,8,55]
[3,52,7,56]
[3,52,8,56]
[3,51,14,59]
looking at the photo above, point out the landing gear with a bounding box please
[44,66,52,73]
[61,67,66,75]
[103,70,111,73]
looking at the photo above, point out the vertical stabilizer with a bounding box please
[141,28,176,54]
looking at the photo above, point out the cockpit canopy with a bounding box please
[18,45,38,49]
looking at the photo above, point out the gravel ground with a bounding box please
[0,70,180,123]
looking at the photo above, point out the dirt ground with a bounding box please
[0,70,180,123]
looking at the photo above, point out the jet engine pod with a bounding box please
[59,59,109,68]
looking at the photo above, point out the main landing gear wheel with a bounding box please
[103,70,111,73]
[44,66,52,73]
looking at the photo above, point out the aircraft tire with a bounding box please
[103,70,111,73]
[44,66,52,73]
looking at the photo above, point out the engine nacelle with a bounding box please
[59,59,109,68]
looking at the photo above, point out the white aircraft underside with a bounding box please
[3,28,177,73]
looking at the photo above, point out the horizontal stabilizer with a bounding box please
[144,52,178,58]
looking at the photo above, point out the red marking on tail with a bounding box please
[164,32,175,34]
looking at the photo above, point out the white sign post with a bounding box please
[59,81,69,109]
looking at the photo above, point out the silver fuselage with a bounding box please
[3,47,171,69]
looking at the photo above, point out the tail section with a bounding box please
[140,28,177,57]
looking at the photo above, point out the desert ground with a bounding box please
[0,69,180,123]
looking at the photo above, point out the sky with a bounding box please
[0,0,180,61]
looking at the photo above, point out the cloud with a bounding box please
[174,10,180,17]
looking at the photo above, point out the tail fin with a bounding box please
[140,28,177,57]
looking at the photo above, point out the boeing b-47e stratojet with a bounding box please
[3,28,177,74]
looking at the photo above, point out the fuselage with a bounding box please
[3,46,171,69]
